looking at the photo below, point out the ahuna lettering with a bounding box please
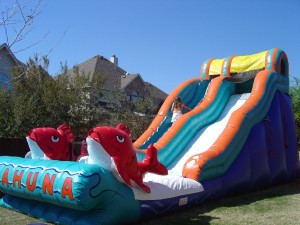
[42,173,56,195]
[61,177,74,200]
[13,170,24,189]
[2,168,9,187]
[26,172,39,192]
[0,168,74,201]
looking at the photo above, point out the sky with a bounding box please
[2,0,300,94]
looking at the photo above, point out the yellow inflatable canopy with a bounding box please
[209,51,266,75]
[200,48,288,79]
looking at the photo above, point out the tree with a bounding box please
[0,89,14,137]
[8,57,109,138]
[0,54,156,140]
[60,65,107,138]
[103,92,156,141]
[290,77,300,119]
[1,0,44,52]
[290,76,300,150]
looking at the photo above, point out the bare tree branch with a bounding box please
[5,25,69,85]
[9,0,43,48]
[1,0,44,51]
[13,30,49,53]
[0,3,17,26]
[0,0,69,86]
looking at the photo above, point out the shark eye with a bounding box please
[116,135,124,143]
[51,136,60,143]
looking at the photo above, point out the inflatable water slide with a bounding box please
[0,48,298,225]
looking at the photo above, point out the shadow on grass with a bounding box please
[136,178,300,225]
[217,178,300,208]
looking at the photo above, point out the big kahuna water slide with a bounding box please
[0,48,298,225]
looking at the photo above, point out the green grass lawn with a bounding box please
[1,179,300,225]
[139,179,300,225]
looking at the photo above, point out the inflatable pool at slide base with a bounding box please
[0,48,299,225]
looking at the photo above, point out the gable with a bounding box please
[0,44,20,74]
[145,82,168,100]
[122,74,150,100]
[0,43,23,90]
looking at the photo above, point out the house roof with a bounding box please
[68,54,167,100]
[68,55,126,91]
[145,82,168,100]
[68,55,100,81]
[0,43,23,67]
[121,74,168,100]
[69,55,128,78]
[121,73,139,90]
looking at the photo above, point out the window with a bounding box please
[126,90,139,103]
[0,72,12,90]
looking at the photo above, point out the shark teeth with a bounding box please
[86,137,115,170]
[25,137,47,159]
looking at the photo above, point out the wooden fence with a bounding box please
[0,138,30,197]
[0,138,29,157]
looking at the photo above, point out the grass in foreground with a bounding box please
[1,179,300,225]
[139,179,300,225]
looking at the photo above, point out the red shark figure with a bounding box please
[85,123,168,193]
[26,124,75,161]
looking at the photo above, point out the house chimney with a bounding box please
[110,55,118,66]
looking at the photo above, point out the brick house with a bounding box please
[0,43,168,108]
[67,55,168,107]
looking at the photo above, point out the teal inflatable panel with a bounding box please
[0,156,141,225]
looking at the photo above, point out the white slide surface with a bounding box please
[168,93,250,176]
[132,93,250,201]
